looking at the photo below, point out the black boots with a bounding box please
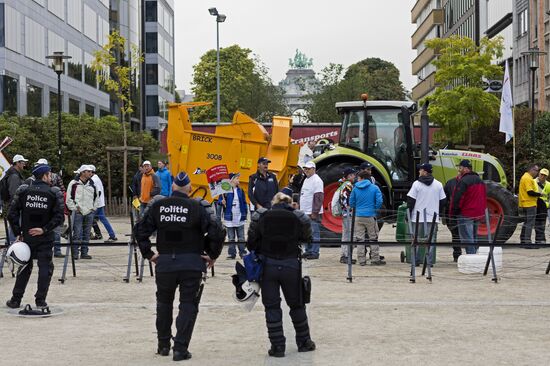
[298,339,316,352]
[173,350,192,361]
[268,345,285,357]
[6,298,21,309]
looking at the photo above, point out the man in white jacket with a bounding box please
[66,165,100,259]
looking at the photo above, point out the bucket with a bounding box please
[457,247,502,274]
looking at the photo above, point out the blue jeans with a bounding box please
[72,212,94,256]
[519,206,537,244]
[226,225,246,257]
[458,216,478,254]
[94,207,116,239]
[305,218,320,256]
[53,225,62,254]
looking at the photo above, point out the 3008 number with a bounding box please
[207,153,222,160]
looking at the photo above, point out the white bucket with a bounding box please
[457,247,502,274]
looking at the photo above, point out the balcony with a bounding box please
[411,9,444,49]
[411,72,436,101]
[411,0,431,23]
[412,48,436,75]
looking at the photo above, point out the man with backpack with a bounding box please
[1,154,29,242]
[332,167,356,264]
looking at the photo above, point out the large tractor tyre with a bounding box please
[477,181,518,243]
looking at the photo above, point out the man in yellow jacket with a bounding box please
[519,164,541,247]
[534,168,550,245]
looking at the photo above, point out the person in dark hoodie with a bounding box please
[444,174,462,262]
[407,163,446,265]
[349,170,384,265]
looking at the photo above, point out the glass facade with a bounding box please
[85,103,95,116]
[146,95,159,116]
[1,75,18,114]
[146,32,157,53]
[48,0,64,20]
[67,42,82,81]
[5,5,22,53]
[49,91,61,116]
[146,64,158,85]
[48,30,65,56]
[84,4,97,42]
[84,52,97,87]
[69,98,80,115]
[25,17,45,63]
[145,1,157,21]
[27,83,43,117]
[67,0,82,31]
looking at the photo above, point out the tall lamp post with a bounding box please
[521,47,547,154]
[208,7,226,123]
[46,51,71,176]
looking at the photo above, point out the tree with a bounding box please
[191,45,287,122]
[306,58,406,122]
[424,36,504,146]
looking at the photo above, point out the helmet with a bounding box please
[6,241,31,275]
[232,280,260,312]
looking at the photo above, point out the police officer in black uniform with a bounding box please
[5,164,64,309]
[247,192,316,358]
[136,171,225,361]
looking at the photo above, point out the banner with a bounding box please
[205,165,233,197]
[499,61,514,143]
[0,152,11,180]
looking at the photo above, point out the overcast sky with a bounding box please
[174,1,417,96]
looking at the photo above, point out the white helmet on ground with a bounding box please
[6,241,31,275]
[232,280,260,312]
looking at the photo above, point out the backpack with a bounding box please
[0,170,14,202]
[331,182,346,217]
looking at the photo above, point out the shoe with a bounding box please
[106,237,118,243]
[157,346,170,356]
[226,255,236,260]
[359,261,367,266]
[339,256,346,264]
[306,254,319,260]
[35,299,48,308]
[268,345,285,358]
[173,350,192,361]
[72,255,79,260]
[298,339,316,353]
[6,298,21,309]
[54,252,65,258]
[370,260,386,266]
[80,254,92,260]
[380,255,385,260]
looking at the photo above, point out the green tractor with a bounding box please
[313,100,518,242]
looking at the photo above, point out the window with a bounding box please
[146,95,159,116]
[146,64,158,85]
[5,5,22,53]
[146,32,158,53]
[32,0,46,6]
[84,52,96,87]
[1,75,18,114]
[84,4,97,42]
[48,0,64,20]
[100,109,110,117]
[99,0,109,8]
[25,17,45,63]
[27,83,43,117]
[69,98,80,115]
[519,9,528,36]
[48,31,64,56]
[98,18,109,46]
[85,104,95,116]
[49,91,62,115]
[67,42,82,81]
[145,1,157,21]
[67,0,82,31]
[159,96,167,120]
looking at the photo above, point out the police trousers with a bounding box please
[260,261,311,347]
[155,270,202,351]
[12,244,54,302]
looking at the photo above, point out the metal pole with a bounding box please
[531,67,536,153]
[347,209,356,283]
[57,72,62,176]
[216,20,221,123]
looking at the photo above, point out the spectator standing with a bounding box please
[338,167,357,264]
[299,161,324,259]
[518,164,540,247]
[138,160,161,215]
[349,170,384,265]
[156,160,173,197]
[535,168,550,245]
[1,154,28,242]
[450,160,487,254]
[444,174,462,262]
[218,173,248,259]
[248,157,278,210]
[89,165,117,242]
[131,164,144,199]
[357,161,376,184]
[406,163,446,265]
[65,165,100,259]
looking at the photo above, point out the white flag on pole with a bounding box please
[499,61,514,143]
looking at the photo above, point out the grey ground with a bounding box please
[1,217,550,366]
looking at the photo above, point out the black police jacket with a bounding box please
[8,180,64,245]
[248,171,279,209]
[247,202,312,260]
[136,191,225,272]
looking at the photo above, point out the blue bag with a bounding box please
[243,251,263,282]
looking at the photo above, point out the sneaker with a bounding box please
[268,345,285,358]
[6,298,21,309]
[72,255,79,260]
[54,252,65,258]
[339,256,346,264]
[80,254,92,260]
[226,255,236,260]
[298,339,316,353]
[306,254,319,260]
[371,260,386,266]
[359,261,367,266]
[106,237,118,243]
[173,350,192,361]
[35,299,48,308]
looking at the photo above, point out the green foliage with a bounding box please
[424,36,504,144]
[0,114,158,197]
[306,58,406,122]
[191,45,288,122]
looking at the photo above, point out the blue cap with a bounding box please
[257,157,271,164]
[32,164,51,177]
[359,161,373,170]
[174,171,191,187]
[458,159,472,168]
[343,167,356,177]
[417,163,432,173]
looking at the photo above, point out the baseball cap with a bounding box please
[343,167,356,177]
[32,164,51,177]
[13,154,28,163]
[303,161,316,169]
[35,158,48,165]
[89,165,96,172]
[417,163,433,173]
[458,159,472,168]
[174,171,191,187]
[142,160,152,166]
[359,161,373,170]
[257,157,271,164]
[540,168,549,176]
[229,172,240,180]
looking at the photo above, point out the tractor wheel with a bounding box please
[477,181,518,243]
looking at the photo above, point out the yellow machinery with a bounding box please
[166,102,300,201]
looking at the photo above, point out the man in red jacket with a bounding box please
[450,160,487,254]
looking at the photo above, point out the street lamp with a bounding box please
[208,7,227,123]
[521,47,547,153]
[46,51,71,176]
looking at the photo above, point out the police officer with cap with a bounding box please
[247,192,316,358]
[136,171,225,361]
[5,164,64,309]
[248,157,279,210]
